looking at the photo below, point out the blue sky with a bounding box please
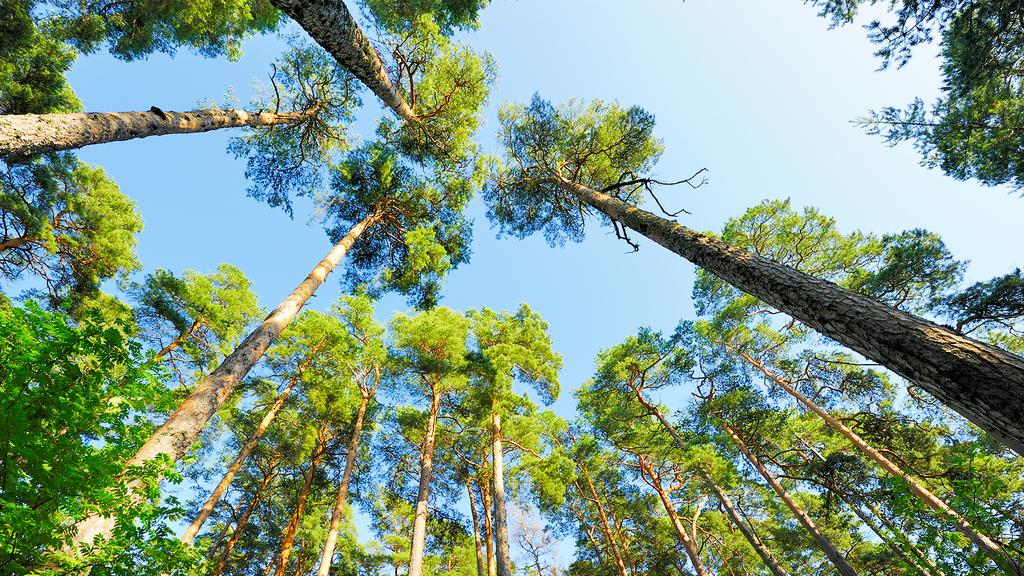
[61,0,1024,561]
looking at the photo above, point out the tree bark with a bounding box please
[636,457,712,576]
[69,211,379,549]
[181,360,314,545]
[576,470,629,576]
[557,177,1024,455]
[316,386,373,576]
[408,386,441,576]
[274,423,331,576]
[467,479,488,576]
[738,351,1019,573]
[0,107,318,157]
[720,421,859,576]
[269,0,418,123]
[491,408,514,576]
[480,474,497,576]
[212,460,279,576]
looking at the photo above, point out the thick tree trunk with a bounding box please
[212,462,278,576]
[0,107,318,157]
[274,424,331,576]
[490,408,514,576]
[720,422,859,576]
[316,389,372,576]
[408,388,441,576]
[558,178,1024,454]
[738,352,1019,573]
[0,235,33,251]
[69,212,379,549]
[577,470,630,576]
[637,457,712,576]
[480,474,497,576]
[269,0,418,123]
[467,480,488,576]
[182,361,314,545]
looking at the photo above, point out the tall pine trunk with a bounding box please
[212,459,279,576]
[269,0,418,123]
[0,107,318,157]
[737,351,1018,573]
[576,470,630,576]
[480,474,497,576]
[408,387,441,576]
[467,480,488,576]
[316,383,374,576]
[636,456,712,576]
[69,212,379,549]
[182,356,316,545]
[556,177,1024,454]
[273,423,331,576]
[490,407,514,576]
[720,421,859,576]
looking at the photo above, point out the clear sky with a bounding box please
[62,0,1024,562]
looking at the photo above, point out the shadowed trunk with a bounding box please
[737,351,1019,574]
[491,407,514,576]
[557,177,1024,455]
[0,107,319,157]
[69,211,380,550]
[567,498,606,565]
[274,424,331,576]
[576,470,629,576]
[316,378,375,576]
[408,385,441,576]
[481,473,497,576]
[467,480,487,576]
[720,421,859,576]
[269,0,418,123]
[212,459,279,576]
[637,456,712,576]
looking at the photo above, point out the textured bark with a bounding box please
[739,352,1019,573]
[577,470,629,576]
[721,422,859,576]
[274,424,331,576]
[558,178,1024,455]
[69,212,379,549]
[316,384,373,576]
[408,387,441,576]
[0,108,317,157]
[637,457,712,576]
[490,409,514,576]
[467,480,488,576]
[269,0,418,123]
[212,461,278,576]
[181,362,312,545]
[481,474,497,576]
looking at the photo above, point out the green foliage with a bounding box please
[485,94,663,245]
[933,268,1024,336]
[0,0,80,115]
[365,0,489,34]
[0,154,142,313]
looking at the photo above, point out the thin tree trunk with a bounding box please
[408,387,441,576]
[832,484,937,576]
[567,498,606,565]
[720,421,859,576]
[69,211,379,549]
[152,318,203,362]
[624,378,788,576]
[467,479,488,576]
[556,177,1024,454]
[862,499,941,573]
[316,386,373,576]
[213,461,278,576]
[480,474,497,576]
[269,0,418,123]
[738,351,1018,573]
[0,107,319,157]
[274,424,331,576]
[637,457,712,576]
[490,407,514,576]
[576,470,629,576]
[183,358,316,545]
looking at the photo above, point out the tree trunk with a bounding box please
[557,177,1024,455]
[182,361,314,545]
[408,387,441,576]
[152,318,204,363]
[637,457,712,576]
[269,0,418,123]
[862,498,941,573]
[720,421,859,576]
[316,389,372,576]
[0,107,318,157]
[567,498,606,565]
[69,211,379,549]
[480,474,497,576]
[212,462,278,576]
[577,470,629,576]
[274,424,331,576]
[491,408,514,576]
[625,378,788,576]
[467,480,488,576]
[737,351,1018,573]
